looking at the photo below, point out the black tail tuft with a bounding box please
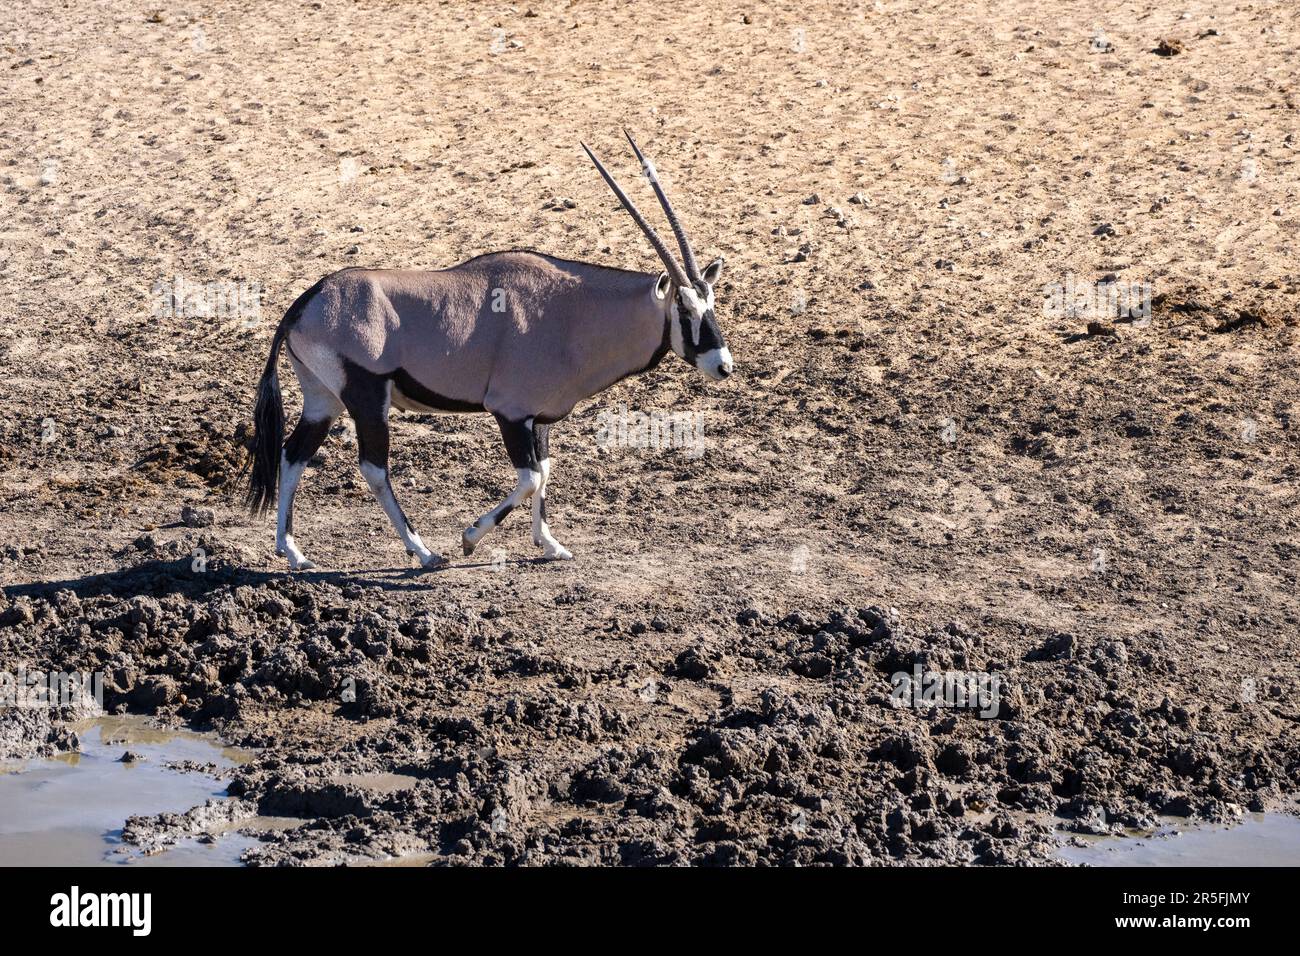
[243,326,286,517]
[242,278,325,517]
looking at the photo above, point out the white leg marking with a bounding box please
[463,467,540,556]
[359,461,442,568]
[530,457,572,560]
[276,452,314,571]
[275,352,344,572]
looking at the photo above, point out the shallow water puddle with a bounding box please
[0,715,278,866]
[1059,813,1300,867]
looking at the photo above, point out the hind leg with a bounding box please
[462,415,541,556]
[277,359,343,571]
[529,424,572,560]
[343,365,443,569]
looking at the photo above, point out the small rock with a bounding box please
[793,653,833,678]
[181,505,215,528]
[672,647,713,680]
[0,601,35,627]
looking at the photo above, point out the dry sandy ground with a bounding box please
[1,1,1298,865]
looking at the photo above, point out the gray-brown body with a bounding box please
[288,253,670,424]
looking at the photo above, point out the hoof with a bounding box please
[290,559,316,572]
[461,530,476,557]
[542,545,574,562]
[421,552,447,569]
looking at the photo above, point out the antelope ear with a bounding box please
[652,271,672,300]
[701,257,724,285]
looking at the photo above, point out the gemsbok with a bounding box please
[244,132,734,571]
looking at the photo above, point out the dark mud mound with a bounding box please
[132,420,248,492]
[5,563,1297,865]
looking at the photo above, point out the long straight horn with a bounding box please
[623,129,700,282]
[581,142,689,288]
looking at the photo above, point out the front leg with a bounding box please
[343,366,443,569]
[462,415,541,556]
[530,424,572,561]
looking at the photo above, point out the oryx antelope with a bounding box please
[244,132,734,570]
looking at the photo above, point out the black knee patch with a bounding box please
[475,503,514,529]
[496,415,538,472]
[341,360,392,468]
[281,417,332,535]
[283,418,332,465]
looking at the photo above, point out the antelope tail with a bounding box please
[242,280,321,516]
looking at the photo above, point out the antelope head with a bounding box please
[582,131,734,381]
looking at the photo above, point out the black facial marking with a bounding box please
[675,292,724,365]
[696,312,722,353]
[677,312,698,362]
